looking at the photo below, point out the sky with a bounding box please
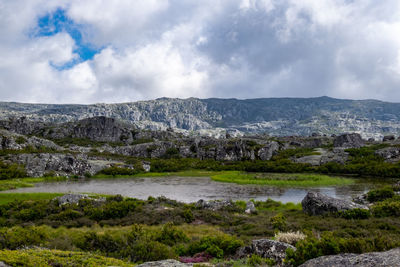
[1,0,400,104]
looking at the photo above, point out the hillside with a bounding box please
[1,97,400,138]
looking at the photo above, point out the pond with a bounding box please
[3,176,386,203]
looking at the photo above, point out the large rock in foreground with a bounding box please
[136,259,192,267]
[299,247,400,267]
[237,239,295,264]
[333,133,364,148]
[302,192,368,216]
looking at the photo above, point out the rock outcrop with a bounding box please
[333,133,364,148]
[0,129,61,151]
[196,199,235,211]
[301,192,368,216]
[293,148,349,166]
[237,239,295,264]
[383,135,396,142]
[245,201,256,214]
[375,147,400,162]
[13,153,94,177]
[299,247,400,267]
[258,141,280,160]
[56,194,90,205]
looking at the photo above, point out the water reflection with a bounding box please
[3,176,384,203]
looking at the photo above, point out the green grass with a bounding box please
[92,170,225,179]
[210,171,355,187]
[0,248,133,267]
[93,170,354,187]
[0,193,64,205]
[0,177,67,191]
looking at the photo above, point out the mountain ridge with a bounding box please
[1,96,400,138]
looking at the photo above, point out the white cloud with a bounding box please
[1,0,400,103]
[67,0,169,46]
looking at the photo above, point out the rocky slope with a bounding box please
[2,115,400,178]
[2,97,400,138]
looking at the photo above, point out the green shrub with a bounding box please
[43,171,56,177]
[372,200,400,217]
[163,148,181,159]
[286,231,398,266]
[270,213,287,231]
[181,208,194,223]
[0,226,47,250]
[155,223,189,246]
[0,161,27,179]
[132,138,154,145]
[125,240,177,262]
[247,254,275,266]
[87,199,141,221]
[367,187,395,202]
[99,166,138,177]
[15,136,26,144]
[0,249,133,267]
[52,209,83,221]
[340,209,370,220]
[186,234,243,258]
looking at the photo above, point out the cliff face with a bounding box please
[1,96,400,138]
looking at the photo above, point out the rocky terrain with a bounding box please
[299,248,400,267]
[2,96,400,138]
[1,115,400,178]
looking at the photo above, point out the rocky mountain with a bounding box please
[1,96,400,138]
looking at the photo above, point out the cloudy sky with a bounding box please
[1,0,400,103]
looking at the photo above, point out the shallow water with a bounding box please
[3,176,386,203]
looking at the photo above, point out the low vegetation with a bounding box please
[0,190,396,265]
[0,161,27,179]
[210,171,354,187]
[0,248,133,267]
[0,192,63,205]
[0,176,66,191]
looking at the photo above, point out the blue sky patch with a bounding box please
[35,8,101,69]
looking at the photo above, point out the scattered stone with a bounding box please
[301,192,368,216]
[245,201,256,214]
[0,262,10,267]
[56,194,89,205]
[237,239,295,265]
[294,155,322,166]
[27,136,60,150]
[196,199,234,211]
[352,193,369,205]
[333,133,364,148]
[303,138,323,148]
[299,247,400,267]
[294,148,349,166]
[375,147,400,162]
[257,141,280,161]
[383,135,396,142]
[368,137,375,142]
[136,259,192,267]
[290,141,302,147]
[142,161,151,172]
